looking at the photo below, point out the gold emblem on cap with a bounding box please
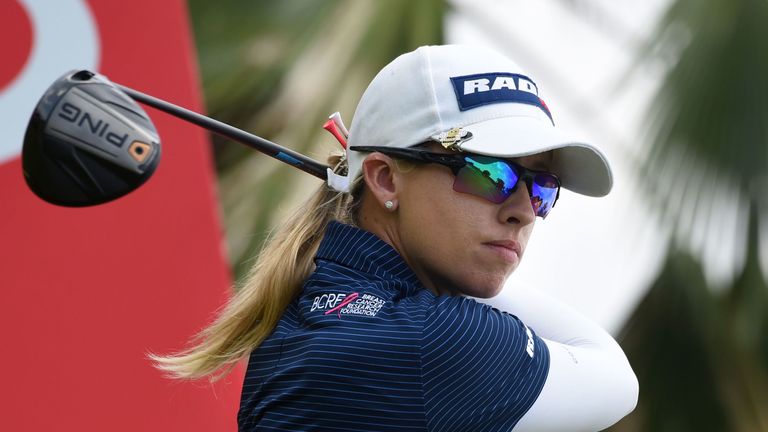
[432,127,473,151]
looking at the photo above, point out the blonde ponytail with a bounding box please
[150,154,362,380]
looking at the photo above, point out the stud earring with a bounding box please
[385,200,395,210]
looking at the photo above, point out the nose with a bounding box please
[498,180,536,226]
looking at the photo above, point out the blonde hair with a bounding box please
[150,153,363,380]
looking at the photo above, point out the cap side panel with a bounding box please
[422,46,445,138]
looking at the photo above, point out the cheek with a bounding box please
[399,180,468,258]
[401,174,478,249]
[398,174,507,295]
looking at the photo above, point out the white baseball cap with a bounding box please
[326,44,612,197]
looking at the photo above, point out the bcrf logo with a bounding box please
[310,293,347,312]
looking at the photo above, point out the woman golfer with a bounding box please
[154,44,638,431]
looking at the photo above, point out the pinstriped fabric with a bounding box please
[238,222,549,431]
[422,297,549,431]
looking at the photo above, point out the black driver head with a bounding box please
[22,70,161,207]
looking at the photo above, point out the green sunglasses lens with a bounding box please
[454,156,517,204]
[454,155,559,217]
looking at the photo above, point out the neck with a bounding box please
[357,200,446,296]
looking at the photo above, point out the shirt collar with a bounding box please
[315,221,423,291]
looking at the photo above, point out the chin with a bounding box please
[467,281,504,299]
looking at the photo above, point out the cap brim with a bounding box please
[458,116,613,197]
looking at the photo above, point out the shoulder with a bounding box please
[422,295,545,364]
[420,295,550,431]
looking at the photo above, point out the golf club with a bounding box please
[22,70,331,207]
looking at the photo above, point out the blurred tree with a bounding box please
[187,0,445,279]
[617,251,732,431]
[610,0,768,430]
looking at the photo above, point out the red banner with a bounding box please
[0,1,241,430]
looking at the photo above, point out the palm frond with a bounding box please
[189,0,445,279]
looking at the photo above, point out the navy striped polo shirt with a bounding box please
[238,221,550,431]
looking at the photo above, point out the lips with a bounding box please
[483,240,522,262]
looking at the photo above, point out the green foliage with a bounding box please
[641,0,768,228]
[611,241,768,431]
[611,0,768,429]
[188,0,445,279]
[616,251,731,431]
[728,203,768,367]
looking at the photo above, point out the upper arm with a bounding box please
[477,287,639,431]
[512,338,639,431]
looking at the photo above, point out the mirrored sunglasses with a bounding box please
[350,146,561,218]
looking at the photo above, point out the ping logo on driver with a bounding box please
[450,72,553,123]
[56,101,130,148]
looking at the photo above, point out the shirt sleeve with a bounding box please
[478,285,639,432]
[421,295,550,432]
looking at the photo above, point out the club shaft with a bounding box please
[117,85,330,180]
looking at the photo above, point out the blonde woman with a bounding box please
[154,45,638,431]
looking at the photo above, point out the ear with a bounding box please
[361,153,402,209]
